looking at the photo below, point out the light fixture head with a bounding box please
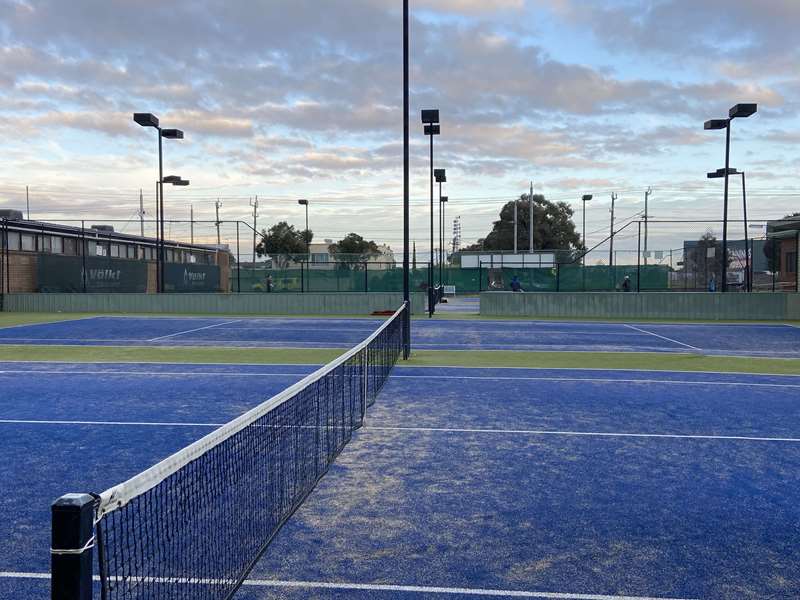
[161,128,184,139]
[434,168,447,183]
[298,199,308,206]
[162,175,182,184]
[704,119,728,130]
[582,194,593,201]
[421,109,440,124]
[424,124,441,136]
[441,196,448,203]
[133,113,159,128]
[729,103,757,119]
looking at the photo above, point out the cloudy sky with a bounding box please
[0,0,798,261]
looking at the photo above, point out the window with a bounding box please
[52,236,63,254]
[21,234,35,251]
[787,252,798,274]
[128,245,137,259]
[110,244,120,258]
[63,238,77,255]
[94,242,108,257]
[311,253,330,264]
[38,235,52,253]
[7,231,20,251]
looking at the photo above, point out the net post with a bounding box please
[51,493,95,600]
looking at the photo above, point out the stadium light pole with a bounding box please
[402,0,410,357]
[704,103,757,292]
[434,168,446,285]
[160,175,190,291]
[708,167,750,291]
[298,199,309,259]
[441,196,449,285]
[422,109,440,317]
[134,113,184,293]
[581,194,592,266]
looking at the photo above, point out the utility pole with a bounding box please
[513,199,518,254]
[190,205,194,244]
[529,181,534,252]
[138,189,145,238]
[250,196,259,264]
[215,199,222,246]
[412,240,417,270]
[644,187,652,265]
[609,192,617,267]
[26,185,30,219]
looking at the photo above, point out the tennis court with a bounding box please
[0,316,798,357]
[2,361,799,599]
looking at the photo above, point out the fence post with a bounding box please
[364,262,368,292]
[772,238,776,292]
[81,220,87,293]
[796,231,799,293]
[636,221,642,293]
[556,261,561,292]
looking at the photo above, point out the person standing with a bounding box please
[621,275,631,292]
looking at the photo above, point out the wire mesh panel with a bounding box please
[51,303,408,600]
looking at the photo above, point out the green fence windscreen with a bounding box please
[37,255,148,293]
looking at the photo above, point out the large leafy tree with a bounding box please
[255,221,312,267]
[329,233,380,267]
[462,194,582,259]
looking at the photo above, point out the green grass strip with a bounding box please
[407,350,800,375]
[0,344,342,365]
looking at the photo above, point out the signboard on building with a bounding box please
[38,255,147,292]
[164,263,220,292]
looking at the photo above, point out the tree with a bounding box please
[330,233,379,259]
[684,231,730,285]
[764,213,800,272]
[460,194,582,260]
[255,221,312,267]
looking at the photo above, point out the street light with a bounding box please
[708,167,750,291]
[422,109,440,317]
[704,102,757,292]
[298,199,309,258]
[434,168,446,285]
[134,112,185,293]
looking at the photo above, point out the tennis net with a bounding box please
[51,302,408,600]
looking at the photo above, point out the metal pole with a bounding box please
[644,188,650,265]
[215,199,222,246]
[26,185,30,220]
[513,199,518,255]
[158,129,165,293]
[429,132,434,318]
[139,189,145,238]
[236,221,241,293]
[442,198,446,284]
[582,198,586,265]
[81,220,87,293]
[529,181,534,252]
[190,205,194,245]
[305,202,309,258]
[796,230,800,293]
[741,172,749,292]
[402,0,410,357]
[637,221,642,292]
[438,181,443,285]
[722,122,731,292]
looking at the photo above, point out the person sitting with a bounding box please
[510,275,523,292]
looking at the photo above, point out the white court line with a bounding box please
[390,374,800,388]
[0,418,222,427]
[623,325,701,351]
[147,320,242,342]
[0,572,698,600]
[367,426,800,444]
[3,419,798,443]
[0,369,797,387]
[0,369,308,377]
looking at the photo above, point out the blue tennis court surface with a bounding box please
[2,362,799,599]
[0,316,798,357]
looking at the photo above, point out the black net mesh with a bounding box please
[92,304,406,600]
